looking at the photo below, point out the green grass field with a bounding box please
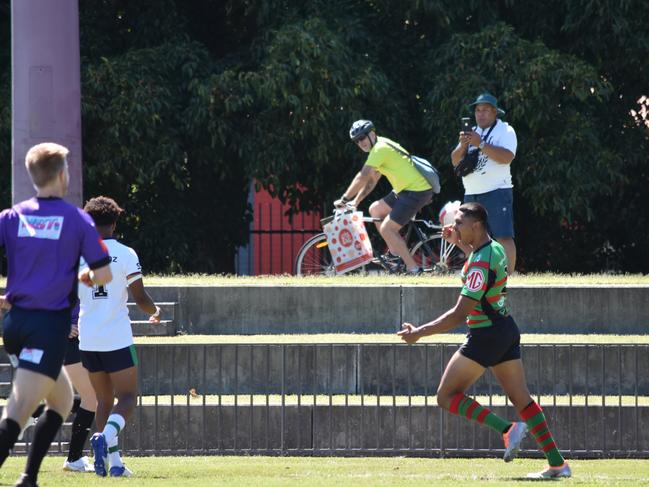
[142,272,649,286]
[5,272,647,288]
[0,456,647,486]
[133,333,649,345]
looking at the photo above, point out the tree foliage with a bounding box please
[0,0,647,272]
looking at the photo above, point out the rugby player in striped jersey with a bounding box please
[399,202,570,480]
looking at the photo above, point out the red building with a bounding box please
[235,183,322,275]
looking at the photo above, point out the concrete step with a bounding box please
[19,421,73,444]
[0,363,13,382]
[131,319,175,336]
[0,381,10,397]
[11,441,71,454]
[127,301,177,321]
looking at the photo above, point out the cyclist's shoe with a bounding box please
[90,432,108,476]
[407,267,424,276]
[503,421,527,462]
[109,465,133,477]
[526,462,572,479]
[63,456,94,472]
[378,252,405,273]
[378,252,400,264]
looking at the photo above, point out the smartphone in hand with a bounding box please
[461,117,472,133]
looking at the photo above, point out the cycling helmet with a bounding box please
[349,119,375,141]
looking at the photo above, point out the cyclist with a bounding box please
[334,120,434,274]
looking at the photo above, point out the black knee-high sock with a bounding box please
[70,395,81,415]
[0,418,21,468]
[24,409,63,482]
[31,396,79,420]
[31,404,45,419]
[67,407,95,462]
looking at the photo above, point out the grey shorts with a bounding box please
[382,190,433,226]
[464,188,514,238]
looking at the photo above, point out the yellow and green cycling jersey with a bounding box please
[364,136,431,193]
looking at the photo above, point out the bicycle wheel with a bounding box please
[410,235,466,273]
[294,233,336,276]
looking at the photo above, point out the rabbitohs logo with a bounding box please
[466,268,484,292]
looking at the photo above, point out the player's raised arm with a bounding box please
[128,275,160,323]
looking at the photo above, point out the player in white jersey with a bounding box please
[76,196,161,478]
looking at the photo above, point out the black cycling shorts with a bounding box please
[458,315,521,368]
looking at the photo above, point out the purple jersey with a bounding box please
[0,197,110,310]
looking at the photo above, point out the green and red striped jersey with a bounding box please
[460,239,509,328]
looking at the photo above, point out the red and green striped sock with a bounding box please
[449,392,511,434]
[520,401,565,467]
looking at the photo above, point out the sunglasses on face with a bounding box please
[354,135,368,144]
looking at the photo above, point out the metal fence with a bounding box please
[105,343,649,457]
[234,203,322,275]
[11,342,647,457]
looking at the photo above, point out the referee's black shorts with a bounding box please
[2,306,71,380]
[458,315,521,368]
[64,337,82,366]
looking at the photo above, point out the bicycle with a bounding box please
[294,207,466,276]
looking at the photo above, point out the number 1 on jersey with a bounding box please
[92,285,109,299]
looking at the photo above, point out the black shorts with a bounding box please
[2,306,71,380]
[458,315,521,367]
[383,189,433,226]
[64,337,81,366]
[81,345,139,373]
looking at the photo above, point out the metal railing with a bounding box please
[109,343,649,457]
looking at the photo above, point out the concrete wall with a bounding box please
[118,404,649,457]
[3,342,642,397]
[5,403,646,457]
[132,343,649,396]
[144,285,649,335]
[1,285,647,334]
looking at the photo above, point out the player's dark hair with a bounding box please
[83,196,124,227]
[458,202,489,228]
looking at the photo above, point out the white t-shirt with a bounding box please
[461,119,517,195]
[78,238,142,352]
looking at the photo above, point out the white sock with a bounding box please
[108,436,123,468]
[102,413,125,445]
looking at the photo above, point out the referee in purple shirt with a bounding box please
[0,143,112,487]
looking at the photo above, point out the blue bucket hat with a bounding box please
[468,92,506,116]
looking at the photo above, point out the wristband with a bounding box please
[478,141,486,150]
[151,305,161,318]
[340,195,350,204]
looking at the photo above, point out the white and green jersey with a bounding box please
[78,238,142,352]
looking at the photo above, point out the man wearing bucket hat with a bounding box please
[451,92,517,272]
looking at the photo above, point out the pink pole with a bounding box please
[11,0,82,206]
